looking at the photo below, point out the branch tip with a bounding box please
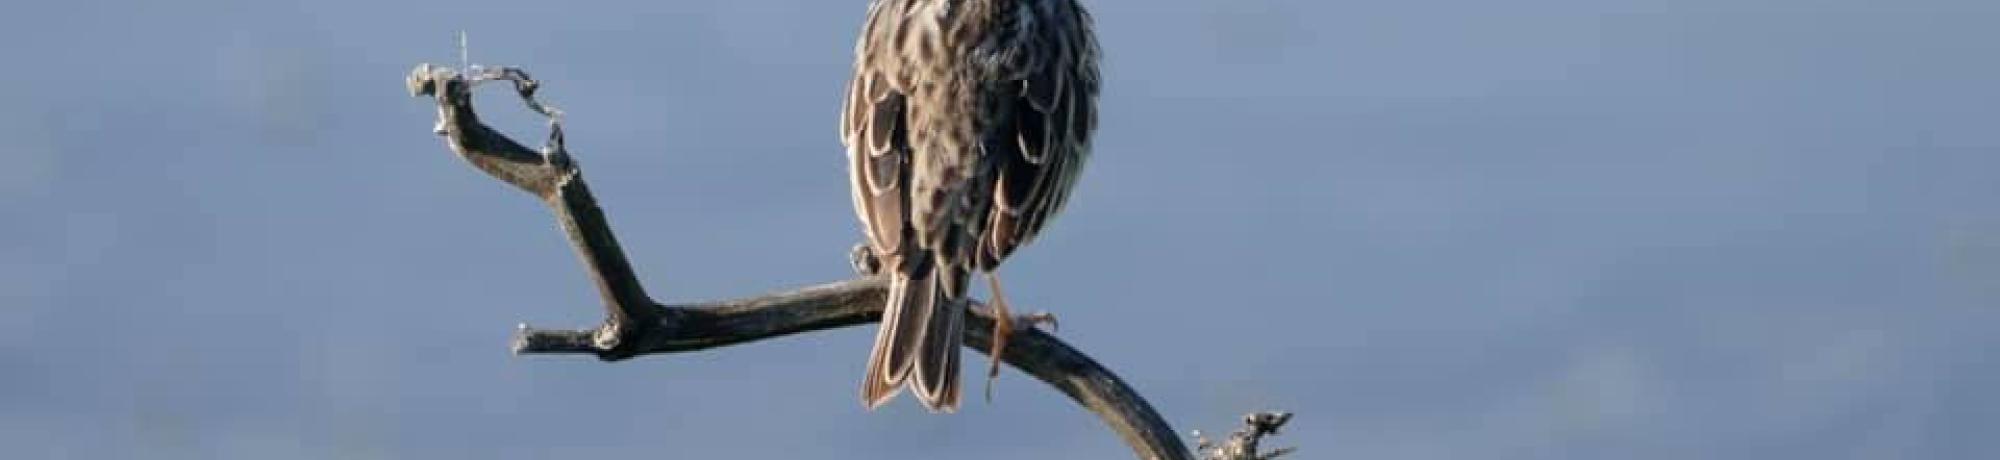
[1196,411,1296,460]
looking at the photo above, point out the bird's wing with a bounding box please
[984,5,1100,266]
[842,6,911,260]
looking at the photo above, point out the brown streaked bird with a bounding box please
[841,0,1100,412]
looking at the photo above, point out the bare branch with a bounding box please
[407,63,1281,460]
[409,63,652,349]
[1195,412,1297,460]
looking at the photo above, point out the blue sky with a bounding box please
[2,1,1996,458]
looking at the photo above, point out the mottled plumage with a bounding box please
[841,0,1099,412]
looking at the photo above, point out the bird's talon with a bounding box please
[849,243,882,276]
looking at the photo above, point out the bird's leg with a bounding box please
[984,271,1013,402]
[983,271,1059,401]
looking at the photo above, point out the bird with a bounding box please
[840,0,1100,412]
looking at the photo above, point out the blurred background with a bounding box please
[2,1,1996,458]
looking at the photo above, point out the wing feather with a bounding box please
[843,4,914,260]
[983,3,1098,268]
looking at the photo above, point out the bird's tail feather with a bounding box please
[862,270,928,409]
[911,267,967,412]
[861,264,966,412]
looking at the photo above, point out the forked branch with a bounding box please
[406,63,1290,460]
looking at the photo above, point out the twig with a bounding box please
[1195,412,1297,460]
[407,62,1279,460]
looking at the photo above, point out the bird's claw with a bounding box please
[850,243,882,276]
[983,307,1059,402]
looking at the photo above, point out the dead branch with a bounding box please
[1196,412,1297,460]
[406,63,1292,460]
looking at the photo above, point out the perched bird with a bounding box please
[840,0,1100,412]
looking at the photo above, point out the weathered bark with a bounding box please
[406,63,1290,460]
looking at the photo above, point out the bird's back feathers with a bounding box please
[844,0,1099,412]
